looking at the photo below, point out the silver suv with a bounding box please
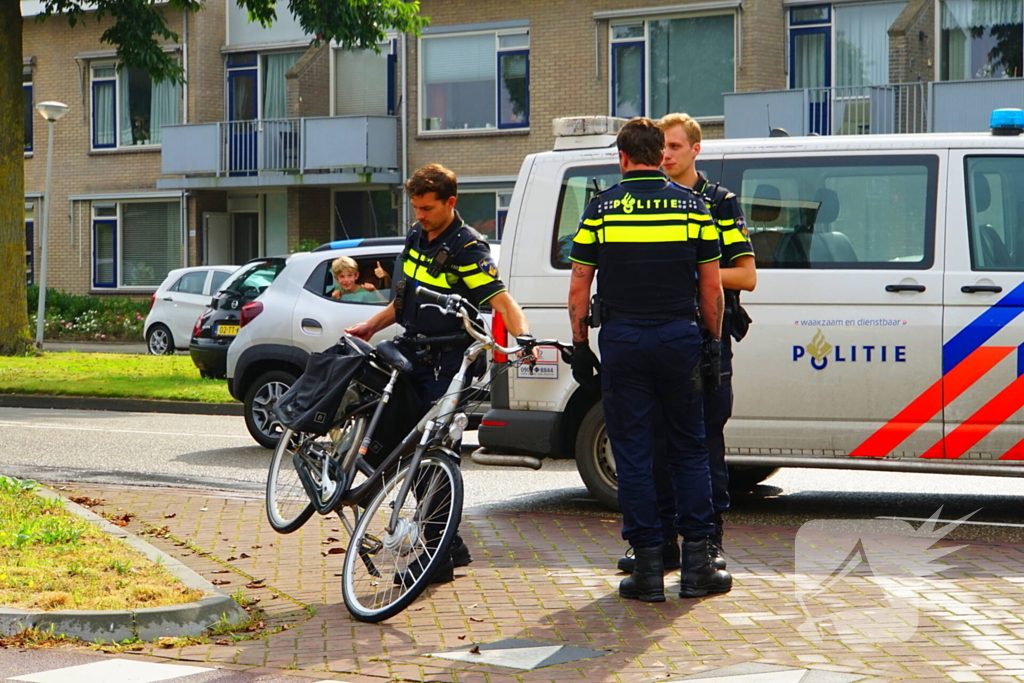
[227,238,405,447]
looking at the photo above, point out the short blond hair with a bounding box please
[658,113,702,145]
[331,255,359,276]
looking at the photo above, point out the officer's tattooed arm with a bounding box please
[696,261,724,340]
[568,262,596,343]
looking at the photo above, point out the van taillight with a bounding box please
[149,292,156,311]
[492,312,507,363]
[240,301,263,327]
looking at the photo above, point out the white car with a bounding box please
[144,265,238,355]
[227,237,500,448]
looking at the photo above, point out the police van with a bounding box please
[476,111,1024,509]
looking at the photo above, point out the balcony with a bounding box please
[157,116,400,189]
[724,79,1024,138]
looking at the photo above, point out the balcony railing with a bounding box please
[724,79,1024,138]
[160,116,398,177]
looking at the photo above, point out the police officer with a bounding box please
[347,163,534,583]
[568,118,732,602]
[616,114,757,576]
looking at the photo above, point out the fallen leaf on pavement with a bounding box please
[211,579,230,586]
[239,553,250,559]
[157,637,177,648]
[226,556,237,562]
[323,537,340,544]
[164,513,176,519]
[457,635,467,640]
[251,545,261,549]
[469,646,481,654]
[245,579,265,589]
[326,548,345,555]
[469,617,484,623]
[211,570,230,574]
[69,496,103,507]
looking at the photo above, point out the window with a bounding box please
[720,155,938,269]
[611,14,735,120]
[421,30,529,132]
[303,255,393,305]
[171,272,208,295]
[941,0,1023,80]
[334,43,396,116]
[965,156,1024,270]
[551,165,622,269]
[230,259,287,297]
[458,190,514,240]
[25,203,34,286]
[262,51,303,119]
[211,270,231,294]
[23,70,32,153]
[91,63,180,149]
[92,201,182,289]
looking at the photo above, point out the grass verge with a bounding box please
[0,477,205,611]
[0,352,233,403]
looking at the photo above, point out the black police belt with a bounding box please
[604,307,695,323]
[395,332,470,365]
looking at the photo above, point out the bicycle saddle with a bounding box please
[375,340,414,374]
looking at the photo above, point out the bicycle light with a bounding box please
[449,413,469,442]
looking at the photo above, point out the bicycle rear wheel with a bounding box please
[341,452,463,622]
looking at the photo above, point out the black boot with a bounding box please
[616,541,681,574]
[679,537,732,598]
[394,534,472,587]
[709,524,727,571]
[618,546,666,602]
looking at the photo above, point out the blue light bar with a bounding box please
[312,238,364,252]
[990,108,1024,136]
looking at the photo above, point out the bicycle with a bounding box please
[264,286,571,622]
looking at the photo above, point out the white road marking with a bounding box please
[0,420,249,440]
[10,659,212,683]
[877,515,1024,529]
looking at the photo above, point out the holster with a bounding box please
[726,290,753,342]
[585,294,605,328]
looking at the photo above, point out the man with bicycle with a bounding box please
[346,163,534,583]
[568,118,733,602]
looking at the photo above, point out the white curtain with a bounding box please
[94,81,115,147]
[422,34,496,129]
[150,77,180,144]
[121,202,182,287]
[334,48,389,116]
[793,32,827,89]
[648,15,735,118]
[263,52,302,119]
[118,68,133,146]
[836,1,907,88]
[942,0,1022,29]
[613,43,644,117]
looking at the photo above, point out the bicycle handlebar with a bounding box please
[415,286,455,307]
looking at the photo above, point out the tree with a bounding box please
[0,0,427,355]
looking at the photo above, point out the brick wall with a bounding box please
[287,44,330,118]
[287,187,331,248]
[22,5,225,295]
[889,0,936,85]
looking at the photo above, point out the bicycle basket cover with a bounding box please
[360,375,422,469]
[274,343,366,435]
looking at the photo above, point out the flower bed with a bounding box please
[26,287,149,342]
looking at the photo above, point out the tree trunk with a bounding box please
[0,2,31,356]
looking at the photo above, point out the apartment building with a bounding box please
[23,0,1024,295]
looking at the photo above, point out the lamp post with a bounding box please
[34,101,69,350]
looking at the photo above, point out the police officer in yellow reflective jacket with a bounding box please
[568,118,733,602]
[347,164,533,584]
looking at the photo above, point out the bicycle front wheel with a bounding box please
[265,429,316,533]
[342,452,464,622]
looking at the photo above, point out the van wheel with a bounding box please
[728,465,779,493]
[244,370,297,449]
[575,402,620,511]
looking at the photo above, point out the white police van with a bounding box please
[476,111,1024,509]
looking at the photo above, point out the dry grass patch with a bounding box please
[0,477,204,611]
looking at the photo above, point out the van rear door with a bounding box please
[939,152,1024,461]
[721,151,944,460]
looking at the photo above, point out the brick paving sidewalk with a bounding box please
[53,483,1024,683]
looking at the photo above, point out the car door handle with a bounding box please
[885,284,926,293]
[163,297,174,301]
[961,284,1003,294]
[301,318,322,334]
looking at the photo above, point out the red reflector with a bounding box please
[149,292,157,311]
[240,301,263,327]
[481,420,508,427]
[492,312,507,363]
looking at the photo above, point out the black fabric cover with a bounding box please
[360,374,423,470]
[274,342,366,435]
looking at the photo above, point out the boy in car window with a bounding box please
[331,256,386,303]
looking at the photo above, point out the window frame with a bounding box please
[457,189,514,240]
[25,218,34,286]
[90,61,179,151]
[329,39,398,117]
[964,154,1024,272]
[550,163,622,270]
[303,253,395,306]
[91,200,184,290]
[23,70,33,154]
[608,12,737,121]
[418,29,531,135]
[719,153,939,270]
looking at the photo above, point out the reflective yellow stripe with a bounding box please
[688,213,711,221]
[697,255,721,264]
[408,248,421,259]
[573,230,597,245]
[455,263,479,272]
[701,224,718,241]
[603,213,689,222]
[402,259,451,289]
[688,223,699,239]
[603,225,689,242]
[722,228,747,245]
[583,218,603,227]
[717,218,735,227]
[569,256,597,266]
[462,272,496,289]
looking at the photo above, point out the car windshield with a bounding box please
[220,259,285,295]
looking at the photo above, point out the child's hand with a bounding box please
[331,289,342,300]
[362,283,377,292]
[374,261,387,279]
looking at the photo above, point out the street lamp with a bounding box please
[34,101,69,350]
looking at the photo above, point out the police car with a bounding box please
[477,110,1024,509]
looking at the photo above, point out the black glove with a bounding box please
[700,336,722,393]
[571,341,600,385]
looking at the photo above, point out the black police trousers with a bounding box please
[599,318,716,547]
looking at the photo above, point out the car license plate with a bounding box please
[217,325,240,337]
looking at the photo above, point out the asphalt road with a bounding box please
[1,407,1024,542]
